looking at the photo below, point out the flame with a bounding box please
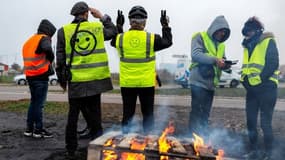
[193,133,225,159]
[158,121,175,160]
[102,138,118,160]
[192,133,204,156]
[130,137,148,151]
[102,150,118,160]
[120,137,148,160]
[104,139,115,147]
[121,152,145,160]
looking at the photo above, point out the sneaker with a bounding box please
[33,128,53,138]
[23,128,33,137]
[78,130,91,139]
[77,126,88,135]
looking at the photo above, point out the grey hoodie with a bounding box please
[190,15,230,90]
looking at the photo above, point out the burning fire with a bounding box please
[192,133,224,160]
[158,121,175,160]
[121,152,145,160]
[100,123,225,160]
[121,136,148,160]
[192,133,204,156]
[102,138,118,160]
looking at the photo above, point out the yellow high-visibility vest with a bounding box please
[241,38,279,85]
[190,32,225,86]
[63,21,110,82]
[116,30,155,87]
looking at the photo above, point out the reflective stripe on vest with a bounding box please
[116,30,155,87]
[63,21,110,82]
[241,38,279,85]
[190,32,225,86]
[22,34,50,76]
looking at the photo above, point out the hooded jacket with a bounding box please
[242,32,279,90]
[26,19,56,81]
[190,16,230,90]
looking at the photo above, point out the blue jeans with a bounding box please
[27,80,48,130]
[189,85,214,137]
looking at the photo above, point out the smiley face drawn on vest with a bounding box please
[73,30,97,56]
[129,36,140,48]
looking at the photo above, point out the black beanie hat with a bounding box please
[242,16,264,36]
[70,1,89,16]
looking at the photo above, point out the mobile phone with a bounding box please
[225,60,238,65]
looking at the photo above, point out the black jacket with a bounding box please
[110,26,172,52]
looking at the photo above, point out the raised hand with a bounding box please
[116,10,125,26]
[160,10,169,27]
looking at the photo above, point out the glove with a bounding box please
[160,10,169,27]
[116,10,125,27]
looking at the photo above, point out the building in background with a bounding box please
[0,62,9,76]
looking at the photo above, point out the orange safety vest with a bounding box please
[22,34,50,76]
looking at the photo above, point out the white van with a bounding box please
[175,69,241,88]
[173,55,240,88]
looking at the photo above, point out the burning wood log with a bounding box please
[167,136,187,155]
[117,133,138,149]
[87,127,238,160]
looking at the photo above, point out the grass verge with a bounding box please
[0,100,68,114]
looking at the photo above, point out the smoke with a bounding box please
[270,136,285,159]
[207,128,246,158]
[103,104,177,136]
[152,105,173,134]
[103,115,143,134]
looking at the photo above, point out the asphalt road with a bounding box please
[0,85,284,111]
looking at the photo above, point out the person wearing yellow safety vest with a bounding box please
[22,19,56,139]
[188,15,231,138]
[241,17,279,160]
[55,1,117,158]
[111,6,172,134]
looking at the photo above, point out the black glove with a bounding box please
[116,10,124,26]
[160,10,169,27]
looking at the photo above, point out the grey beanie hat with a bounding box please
[70,1,89,16]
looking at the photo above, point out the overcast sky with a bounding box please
[0,0,284,72]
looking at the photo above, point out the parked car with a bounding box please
[218,70,241,88]
[175,69,241,88]
[13,74,58,86]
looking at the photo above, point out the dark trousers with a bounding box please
[189,85,214,137]
[121,87,155,134]
[65,94,102,152]
[245,83,277,153]
[27,80,48,130]
[80,105,91,129]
